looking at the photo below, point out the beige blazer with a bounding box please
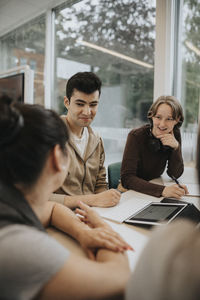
[50,117,108,204]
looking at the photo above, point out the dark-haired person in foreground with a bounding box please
[50,72,121,209]
[126,130,200,300]
[0,100,131,299]
[120,96,188,198]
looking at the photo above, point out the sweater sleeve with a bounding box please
[49,193,65,204]
[166,130,184,179]
[121,131,164,198]
[94,138,108,193]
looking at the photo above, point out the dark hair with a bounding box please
[66,72,102,100]
[0,100,69,187]
[147,95,184,129]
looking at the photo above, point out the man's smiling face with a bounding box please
[64,89,99,131]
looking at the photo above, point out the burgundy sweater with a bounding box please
[121,124,184,197]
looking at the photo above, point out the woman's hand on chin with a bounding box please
[157,133,179,149]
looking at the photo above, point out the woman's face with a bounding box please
[152,104,178,137]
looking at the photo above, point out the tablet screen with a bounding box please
[127,203,186,224]
[133,205,178,221]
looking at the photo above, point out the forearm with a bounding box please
[121,174,164,197]
[96,249,130,289]
[50,203,87,241]
[50,193,99,209]
[97,248,128,263]
[50,192,117,209]
[167,145,184,178]
[63,194,100,208]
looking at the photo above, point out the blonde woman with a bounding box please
[121,96,188,198]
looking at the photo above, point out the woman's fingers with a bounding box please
[85,248,96,261]
[102,231,133,251]
[77,202,134,252]
[78,201,91,212]
[91,229,133,251]
[75,208,86,217]
[80,227,134,254]
[182,184,189,194]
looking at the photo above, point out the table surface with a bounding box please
[48,167,199,271]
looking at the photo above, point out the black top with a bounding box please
[0,182,45,232]
[121,124,184,197]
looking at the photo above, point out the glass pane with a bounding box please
[54,0,156,165]
[182,0,200,132]
[0,15,46,105]
[178,0,200,163]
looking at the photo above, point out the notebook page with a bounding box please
[185,183,200,197]
[93,191,152,223]
[106,220,149,271]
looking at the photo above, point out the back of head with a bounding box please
[66,72,102,100]
[126,220,200,300]
[147,95,184,129]
[0,97,69,187]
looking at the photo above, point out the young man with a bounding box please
[50,72,121,208]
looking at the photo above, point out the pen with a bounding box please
[171,175,184,190]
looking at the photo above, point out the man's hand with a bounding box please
[157,132,179,149]
[91,189,121,207]
[162,184,188,199]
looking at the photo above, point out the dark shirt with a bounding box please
[0,182,45,231]
[121,124,184,197]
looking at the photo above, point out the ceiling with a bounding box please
[0,0,65,37]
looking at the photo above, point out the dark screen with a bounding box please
[0,73,24,102]
[130,204,181,222]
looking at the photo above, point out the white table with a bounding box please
[160,167,200,210]
[48,167,199,271]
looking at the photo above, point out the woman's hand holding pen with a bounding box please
[162,184,188,199]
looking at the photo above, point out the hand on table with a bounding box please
[75,202,133,259]
[91,189,121,207]
[162,184,188,199]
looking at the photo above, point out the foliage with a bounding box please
[55,0,156,123]
[183,0,200,129]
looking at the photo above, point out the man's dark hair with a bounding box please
[66,72,102,100]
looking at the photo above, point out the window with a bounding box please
[179,0,200,132]
[54,0,156,165]
[0,15,46,105]
[173,0,200,162]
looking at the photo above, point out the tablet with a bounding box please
[124,202,187,226]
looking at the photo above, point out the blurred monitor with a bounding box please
[0,73,24,102]
[0,66,34,104]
